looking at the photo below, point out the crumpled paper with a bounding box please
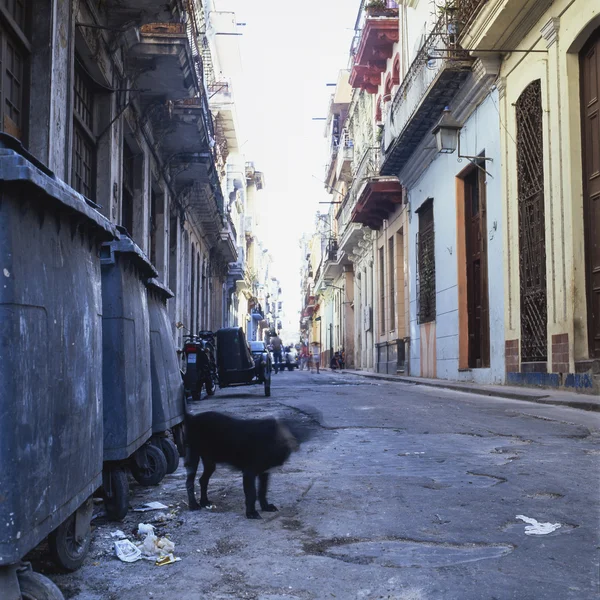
[114,523,180,565]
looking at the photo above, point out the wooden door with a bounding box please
[581,27,600,358]
[465,167,490,368]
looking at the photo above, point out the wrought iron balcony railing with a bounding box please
[381,9,474,174]
[338,146,381,230]
[453,0,489,38]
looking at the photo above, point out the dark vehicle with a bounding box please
[182,331,218,400]
[216,328,271,396]
[250,340,273,372]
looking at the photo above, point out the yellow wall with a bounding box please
[499,0,600,371]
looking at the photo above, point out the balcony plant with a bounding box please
[364,1,397,17]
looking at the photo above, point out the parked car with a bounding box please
[249,340,273,380]
[284,346,299,371]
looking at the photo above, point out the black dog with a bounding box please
[184,410,316,519]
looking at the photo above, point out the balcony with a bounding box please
[351,176,403,230]
[216,218,238,263]
[208,80,238,157]
[127,23,199,102]
[380,12,474,176]
[104,0,183,27]
[350,2,400,94]
[323,237,345,280]
[457,0,554,52]
[336,133,355,184]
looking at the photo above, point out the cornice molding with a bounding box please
[540,17,560,48]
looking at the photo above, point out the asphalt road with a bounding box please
[40,369,600,600]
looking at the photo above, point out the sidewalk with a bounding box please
[328,368,600,413]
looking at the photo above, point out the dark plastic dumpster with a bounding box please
[99,233,167,520]
[146,277,185,473]
[0,134,116,598]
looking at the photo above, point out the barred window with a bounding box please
[417,199,436,324]
[72,63,96,199]
[0,2,29,140]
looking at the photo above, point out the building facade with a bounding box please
[4,0,272,354]
[461,0,600,392]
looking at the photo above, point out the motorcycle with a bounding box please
[181,331,218,400]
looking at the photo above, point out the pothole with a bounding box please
[306,538,513,568]
[525,491,564,500]
[466,472,507,486]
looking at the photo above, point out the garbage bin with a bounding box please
[100,233,167,520]
[146,277,185,473]
[0,134,116,598]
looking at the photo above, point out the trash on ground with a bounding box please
[516,515,562,535]
[138,523,155,536]
[155,553,181,566]
[133,501,169,512]
[110,530,127,539]
[114,539,143,562]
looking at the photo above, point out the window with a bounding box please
[379,246,385,334]
[150,187,157,266]
[72,63,96,199]
[388,236,395,331]
[0,1,29,141]
[121,141,134,234]
[417,199,436,324]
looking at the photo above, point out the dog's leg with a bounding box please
[242,471,260,519]
[199,458,216,508]
[258,472,278,512]
[185,448,201,510]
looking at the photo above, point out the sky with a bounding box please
[215,0,359,340]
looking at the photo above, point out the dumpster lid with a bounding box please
[146,277,174,299]
[101,230,158,279]
[0,133,116,238]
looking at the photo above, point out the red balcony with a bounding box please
[349,12,399,94]
[351,177,403,230]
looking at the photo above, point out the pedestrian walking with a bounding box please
[310,342,321,374]
[299,343,309,371]
[270,332,283,374]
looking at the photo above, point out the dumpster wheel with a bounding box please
[104,468,129,521]
[17,569,64,600]
[159,437,180,474]
[48,512,91,572]
[130,444,168,486]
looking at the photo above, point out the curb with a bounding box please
[330,369,600,413]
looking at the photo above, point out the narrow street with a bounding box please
[37,371,600,600]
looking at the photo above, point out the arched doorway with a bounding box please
[516,79,548,370]
[580,26,600,358]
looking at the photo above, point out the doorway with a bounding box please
[464,166,490,368]
[581,27,600,358]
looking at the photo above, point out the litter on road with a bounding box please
[133,502,170,512]
[516,515,562,535]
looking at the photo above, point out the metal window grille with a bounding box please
[71,64,96,199]
[74,68,93,130]
[516,79,547,363]
[417,201,436,324]
[4,36,22,127]
[0,9,28,141]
